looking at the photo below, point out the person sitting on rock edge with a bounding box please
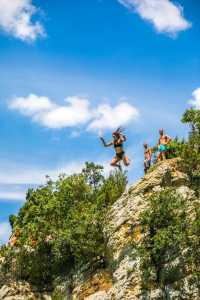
[100,128,130,168]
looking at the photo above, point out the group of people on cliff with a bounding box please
[8,129,171,248]
[143,128,171,174]
[100,128,171,174]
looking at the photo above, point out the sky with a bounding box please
[0,0,200,244]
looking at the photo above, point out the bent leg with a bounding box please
[123,155,130,166]
[157,152,161,161]
[111,156,120,167]
[144,160,148,173]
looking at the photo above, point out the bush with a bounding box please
[166,138,185,159]
[180,109,200,190]
[3,163,127,286]
[138,186,200,293]
[138,189,188,290]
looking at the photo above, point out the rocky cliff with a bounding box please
[0,158,199,300]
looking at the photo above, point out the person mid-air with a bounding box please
[100,128,130,168]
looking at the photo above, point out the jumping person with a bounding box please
[157,128,171,161]
[144,143,152,174]
[100,128,130,168]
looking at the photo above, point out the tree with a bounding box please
[181,109,200,190]
[3,162,127,286]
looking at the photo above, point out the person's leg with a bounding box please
[111,156,120,167]
[157,151,161,161]
[144,159,148,173]
[160,145,167,160]
[123,155,130,166]
[144,160,151,173]
[162,151,166,160]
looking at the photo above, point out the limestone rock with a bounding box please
[84,158,196,300]
[0,282,51,300]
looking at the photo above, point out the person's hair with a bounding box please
[144,143,148,148]
[113,127,125,138]
[113,131,120,139]
[159,128,164,134]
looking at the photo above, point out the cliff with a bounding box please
[0,158,199,300]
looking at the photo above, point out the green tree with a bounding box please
[3,163,127,286]
[138,189,188,291]
[181,108,200,189]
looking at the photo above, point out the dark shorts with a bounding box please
[116,152,125,160]
[144,159,151,169]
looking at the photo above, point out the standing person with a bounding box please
[100,128,130,168]
[144,143,152,174]
[157,128,171,161]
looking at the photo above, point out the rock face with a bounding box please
[0,282,51,300]
[70,159,196,300]
[0,159,198,299]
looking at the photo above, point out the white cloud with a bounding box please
[0,222,11,245]
[118,0,191,36]
[9,94,54,116]
[0,0,45,41]
[188,88,200,109]
[36,97,92,129]
[9,94,139,131]
[9,95,92,129]
[88,102,139,131]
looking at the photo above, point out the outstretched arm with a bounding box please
[100,137,113,147]
[166,135,172,143]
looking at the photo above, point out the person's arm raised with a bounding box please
[122,134,127,142]
[167,135,172,142]
[100,137,113,147]
[118,135,126,144]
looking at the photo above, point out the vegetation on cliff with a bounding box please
[1,108,200,297]
[1,163,127,286]
[139,189,200,291]
[137,108,200,295]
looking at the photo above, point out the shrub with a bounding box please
[4,163,127,286]
[138,189,188,290]
[180,109,200,190]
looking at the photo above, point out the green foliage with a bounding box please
[166,138,185,159]
[149,108,200,191]
[138,189,188,289]
[177,109,200,191]
[185,202,200,284]
[180,109,200,190]
[151,137,184,159]
[52,289,63,300]
[138,186,200,293]
[3,163,127,286]
[9,214,17,229]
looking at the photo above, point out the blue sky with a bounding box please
[0,0,200,243]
